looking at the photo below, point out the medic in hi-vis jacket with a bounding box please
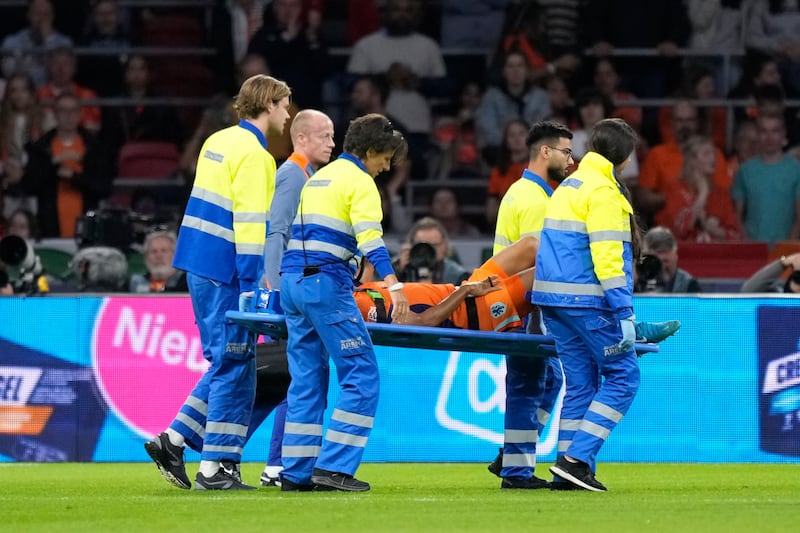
[492,121,574,489]
[160,75,291,490]
[533,118,640,492]
[278,114,408,491]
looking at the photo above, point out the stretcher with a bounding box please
[226,310,659,358]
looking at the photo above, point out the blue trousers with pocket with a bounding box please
[280,270,379,485]
[540,306,639,472]
[170,272,256,463]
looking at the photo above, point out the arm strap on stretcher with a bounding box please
[226,310,659,358]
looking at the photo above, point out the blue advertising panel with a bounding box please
[1,295,799,464]
[757,306,800,456]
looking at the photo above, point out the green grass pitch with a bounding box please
[3,462,799,532]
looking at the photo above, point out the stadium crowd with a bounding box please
[1,0,800,290]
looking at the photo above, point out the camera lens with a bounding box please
[0,235,29,266]
[408,241,437,267]
[636,254,662,280]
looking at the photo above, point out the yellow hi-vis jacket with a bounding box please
[493,169,552,254]
[174,121,274,291]
[531,152,635,319]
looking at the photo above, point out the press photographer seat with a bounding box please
[34,247,74,279]
[126,251,147,277]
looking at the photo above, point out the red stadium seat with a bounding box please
[676,241,770,279]
[141,14,204,47]
[117,141,180,179]
[151,60,214,99]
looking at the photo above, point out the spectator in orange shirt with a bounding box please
[36,46,101,132]
[23,93,112,237]
[655,135,741,242]
[637,99,730,225]
[485,118,530,229]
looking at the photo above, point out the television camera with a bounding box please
[0,235,48,294]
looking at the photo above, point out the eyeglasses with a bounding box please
[547,145,573,158]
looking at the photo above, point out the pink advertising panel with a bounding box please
[91,297,208,438]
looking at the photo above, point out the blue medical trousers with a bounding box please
[280,270,379,485]
[501,355,563,479]
[540,306,639,472]
[501,310,564,479]
[170,273,256,463]
[266,399,287,466]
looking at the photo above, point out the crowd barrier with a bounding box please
[0,294,798,464]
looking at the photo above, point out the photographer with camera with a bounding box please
[635,226,701,293]
[741,252,800,293]
[128,230,187,293]
[0,232,48,294]
[0,207,83,294]
[393,216,469,285]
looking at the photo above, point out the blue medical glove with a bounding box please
[618,318,636,352]
[238,291,254,312]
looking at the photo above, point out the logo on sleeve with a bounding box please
[490,302,506,319]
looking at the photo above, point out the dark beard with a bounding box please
[547,166,567,183]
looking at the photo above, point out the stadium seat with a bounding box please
[117,141,180,179]
[676,241,769,279]
[141,14,204,47]
[126,250,147,276]
[34,247,74,279]
[151,60,214,99]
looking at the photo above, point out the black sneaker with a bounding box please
[550,480,584,491]
[195,469,257,490]
[549,456,607,492]
[144,432,191,489]
[311,468,370,492]
[280,477,315,492]
[501,475,550,490]
[487,448,503,478]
